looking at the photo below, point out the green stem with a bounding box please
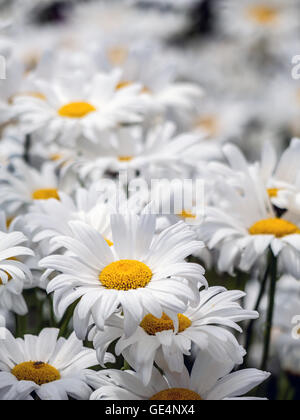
[242,259,270,368]
[15,314,27,338]
[122,360,131,371]
[36,292,45,334]
[59,301,77,338]
[24,134,31,164]
[261,252,278,371]
[49,296,56,328]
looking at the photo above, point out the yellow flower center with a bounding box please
[249,218,300,238]
[12,361,61,386]
[178,210,196,220]
[107,46,128,65]
[50,154,63,162]
[248,5,278,24]
[140,313,192,335]
[150,388,202,401]
[118,156,133,162]
[32,188,60,201]
[267,188,280,198]
[99,260,152,290]
[195,115,219,137]
[58,102,96,119]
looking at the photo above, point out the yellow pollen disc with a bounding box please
[99,260,152,290]
[140,313,192,335]
[58,102,96,119]
[195,115,219,137]
[32,188,60,201]
[107,46,128,65]
[178,210,196,220]
[50,153,63,162]
[248,6,278,24]
[249,218,300,238]
[118,156,133,162]
[12,361,61,386]
[141,86,151,94]
[150,388,202,401]
[267,188,280,198]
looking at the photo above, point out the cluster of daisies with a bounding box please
[0,0,299,401]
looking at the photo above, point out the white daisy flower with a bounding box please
[0,328,112,400]
[209,141,300,214]
[0,160,73,215]
[12,69,145,146]
[183,97,248,144]
[89,286,258,385]
[201,170,300,277]
[93,40,203,119]
[259,139,300,213]
[27,182,120,254]
[87,350,270,400]
[76,122,208,180]
[40,214,207,338]
[29,140,78,167]
[218,0,300,42]
[0,219,34,315]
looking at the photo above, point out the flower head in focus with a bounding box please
[89,286,258,385]
[40,213,207,338]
